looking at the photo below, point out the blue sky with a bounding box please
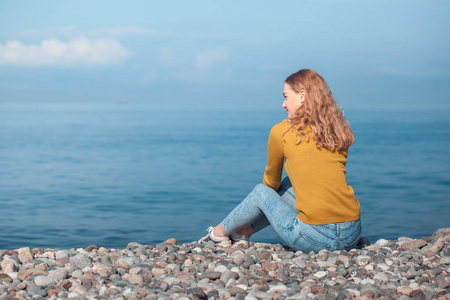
[1,0,449,110]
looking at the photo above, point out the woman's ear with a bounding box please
[299,89,306,103]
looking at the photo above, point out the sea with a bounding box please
[1,103,449,249]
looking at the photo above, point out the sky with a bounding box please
[1,0,449,110]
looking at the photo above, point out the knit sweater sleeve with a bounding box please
[262,122,285,191]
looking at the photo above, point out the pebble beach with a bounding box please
[0,228,449,300]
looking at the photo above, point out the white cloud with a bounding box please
[0,38,131,66]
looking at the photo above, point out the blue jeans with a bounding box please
[222,177,361,253]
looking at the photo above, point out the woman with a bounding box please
[201,69,361,253]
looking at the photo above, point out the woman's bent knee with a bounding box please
[254,183,271,194]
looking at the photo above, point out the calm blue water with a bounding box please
[1,103,449,249]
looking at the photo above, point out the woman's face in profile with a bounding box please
[282,83,304,119]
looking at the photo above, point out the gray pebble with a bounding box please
[70,253,92,269]
[127,242,144,250]
[236,293,246,300]
[187,287,207,298]
[104,287,121,296]
[48,268,68,280]
[440,257,450,264]
[28,287,48,297]
[71,269,83,279]
[199,271,222,280]
[229,286,246,296]
[55,250,68,260]
[160,281,169,292]
[294,259,306,268]
[155,243,168,251]
[336,289,350,299]
[207,289,220,298]
[58,291,69,298]
[373,272,389,282]
[114,257,134,269]
[110,274,121,282]
[0,274,13,284]
[253,291,272,299]
[205,241,215,248]
[34,275,55,287]
[116,280,129,288]
[337,267,348,277]
[233,255,245,266]
[360,283,380,298]
[220,270,238,284]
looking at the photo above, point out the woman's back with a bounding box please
[264,120,360,225]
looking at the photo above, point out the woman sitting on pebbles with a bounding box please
[200,69,361,253]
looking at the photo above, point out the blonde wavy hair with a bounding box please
[285,69,354,151]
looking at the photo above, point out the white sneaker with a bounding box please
[199,226,232,247]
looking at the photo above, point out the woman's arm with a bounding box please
[262,123,285,191]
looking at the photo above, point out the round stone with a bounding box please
[375,239,389,246]
[56,251,69,260]
[314,271,327,279]
[374,272,389,282]
[128,274,143,285]
[48,268,68,280]
[71,270,83,279]
[34,275,55,287]
[70,253,92,269]
[92,263,113,277]
[1,259,18,273]
[114,257,134,269]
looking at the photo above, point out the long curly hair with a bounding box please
[285,69,354,151]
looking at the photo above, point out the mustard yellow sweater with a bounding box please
[262,119,360,225]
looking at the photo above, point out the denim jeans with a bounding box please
[222,177,361,253]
